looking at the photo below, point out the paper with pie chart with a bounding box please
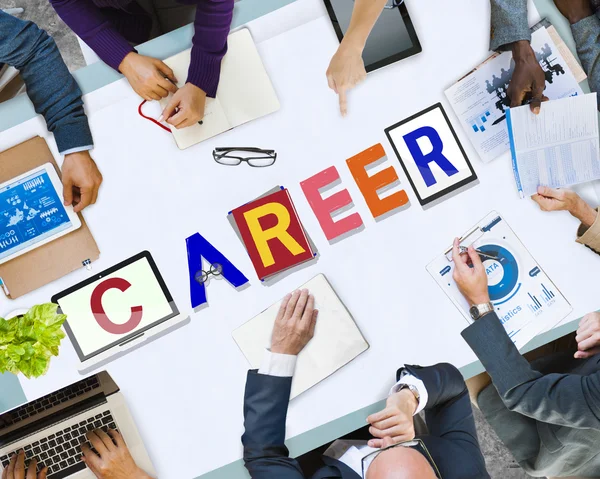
[426,211,572,350]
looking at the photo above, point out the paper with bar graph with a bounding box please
[445,26,583,163]
[426,211,572,350]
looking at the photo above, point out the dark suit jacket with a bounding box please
[242,363,490,478]
[462,312,600,477]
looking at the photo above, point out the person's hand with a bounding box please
[270,289,318,356]
[81,430,152,479]
[2,450,47,479]
[62,151,103,213]
[326,41,366,116]
[160,83,206,129]
[508,40,547,114]
[366,389,418,448]
[575,312,600,359]
[118,52,178,101]
[553,0,593,24]
[531,186,598,227]
[451,238,490,306]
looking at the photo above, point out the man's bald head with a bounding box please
[366,445,437,479]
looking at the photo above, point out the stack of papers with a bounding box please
[507,93,600,197]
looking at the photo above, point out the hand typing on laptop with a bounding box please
[3,450,47,479]
[81,430,152,479]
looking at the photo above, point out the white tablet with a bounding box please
[0,163,81,265]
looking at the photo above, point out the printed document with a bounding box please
[507,93,600,197]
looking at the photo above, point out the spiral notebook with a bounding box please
[233,274,369,399]
[159,28,280,149]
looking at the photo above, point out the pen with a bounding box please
[2,8,24,14]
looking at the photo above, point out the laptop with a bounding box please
[0,371,155,478]
[52,251,190,373]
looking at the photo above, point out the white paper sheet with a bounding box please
[507,93,600,197]
[232,274,369,399]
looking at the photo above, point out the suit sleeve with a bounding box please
[571,14,600,111]
[241,370,305,478]
[0,11,93,153]
[576,208,600,254]
[403,364,481,442]
[462,312,600,428]
[489,0,531,51]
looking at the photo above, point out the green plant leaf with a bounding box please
[0,303,65,378]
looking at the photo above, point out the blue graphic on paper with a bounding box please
[0,171,71,260]
[478,244,519,302]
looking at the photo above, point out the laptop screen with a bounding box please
[54,255,178,360]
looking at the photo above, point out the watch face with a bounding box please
[469,305,479,320]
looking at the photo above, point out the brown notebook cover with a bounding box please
[0,137,100,299]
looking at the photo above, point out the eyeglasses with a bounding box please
[194,263,222,284]
[360,439,441,479]
[353,0,403,8]
[212,147,277,167]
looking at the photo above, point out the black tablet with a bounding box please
[323,0,422,72]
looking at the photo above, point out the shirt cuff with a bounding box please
[576,208,600,246]
[61,145,93,156]
[258,349,297,377]
[389,371,428,415]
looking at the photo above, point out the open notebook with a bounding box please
[233,274,369,399]
[159,28,280,149]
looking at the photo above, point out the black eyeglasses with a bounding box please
[194,263,222,284]
[360,439,441,478]
[212,147,277,167]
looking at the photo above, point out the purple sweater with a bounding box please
[49,0,234,97]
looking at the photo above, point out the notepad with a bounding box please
[232,274,369,399]
[159,28,280,149]
[507,93,600,197]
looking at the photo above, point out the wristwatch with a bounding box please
[398,383,420,403]
[469,302,494,321]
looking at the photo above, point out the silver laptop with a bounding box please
[0,372,155,478]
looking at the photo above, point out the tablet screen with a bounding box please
[325,0,421,71]
[56,256,176,359]
[0,170,71,261]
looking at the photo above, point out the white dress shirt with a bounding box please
[257,349,429,476]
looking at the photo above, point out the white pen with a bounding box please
[2,7,24,14]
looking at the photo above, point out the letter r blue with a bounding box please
[403,126,459,187]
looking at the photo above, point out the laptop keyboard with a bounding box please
[1,409,119,479]
[0,377,100,428]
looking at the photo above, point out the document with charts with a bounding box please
[426,212,572,350]
[507,93,600,197]
[445,26,583,163]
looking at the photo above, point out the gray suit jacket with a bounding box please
[490,0,600,109]
[462,312,600,477]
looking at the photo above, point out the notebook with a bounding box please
[230,188,315,280]
[507,93,600,197]
[159,28,280,149]
[232,274,369,399]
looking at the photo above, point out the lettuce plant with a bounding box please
[0,303,66,378]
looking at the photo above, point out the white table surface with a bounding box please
[2,1,598,478]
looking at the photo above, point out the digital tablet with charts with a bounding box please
[0,163,81,265]
[426,211,572,350]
